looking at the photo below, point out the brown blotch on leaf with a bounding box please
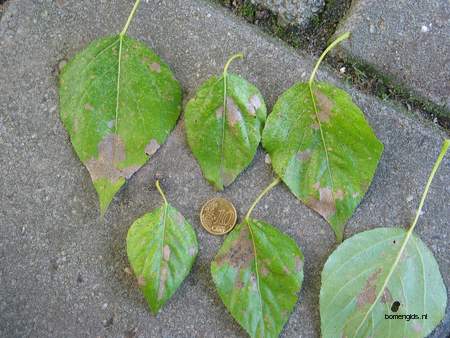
[145,139,160,157]
[137,275,146,287]
[163,245,171,261]
[381,287,393,304]
[85,134,140,182]
[121,165,141,179]
[215,226,254,270]
[314,90,334,123]
[334,189,345,200]
[307,185,336,221]
[246,94,262,116]
[149,62,161,73]
[260,265,269,277]
[297,149,312,161]
[226,96,243,126]
[235,279,244,289]
[356,268,382,309]
[84,103,94,111]
[158,264,168,300]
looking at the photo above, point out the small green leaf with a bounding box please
[185,54,267,190]
[320,228,446,338]
[127,181,198,314]
[59,2,182,214]
[211,219,304,338]
[320,140,449,338]
[262,33,382,241]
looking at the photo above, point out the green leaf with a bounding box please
[262,33,382,241]
[59,34,182,214]
[126,182,198,314]
[320,140,449,338]
[185,54,267,190]
[211,219,304,338]
[320,228,447,338]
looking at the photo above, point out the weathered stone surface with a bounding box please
[335,0,450,114]
[0,0,448,337]
[249,0,324,27]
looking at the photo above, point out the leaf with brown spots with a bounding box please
[211,218,304,338]
[320,141,449,337]
[320,228,446,338]
[185,54,267,190]
[262,33,383,241]
[59,1,182,214]
[127,181,198,314]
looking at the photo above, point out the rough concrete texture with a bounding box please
[0,0,449,337]
[249,0,324,26]
[335,0,450,114]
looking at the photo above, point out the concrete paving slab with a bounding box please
[0,0,449,337]
[335,0,450,115]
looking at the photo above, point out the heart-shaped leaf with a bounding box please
[320,228,446,338]
[59,1,182,214]
[185,54,267,190]
[212,219,304,338]
[212,178,303,338]
[127,181,198,314]
[262,33,383,242]
[320,140,449,338]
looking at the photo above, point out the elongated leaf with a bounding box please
[262,82,383,241]
[59,35,182,214]
[127,201,198,314]
[211,219,304,338]
[185,72,266,190]
[320,228,447,337]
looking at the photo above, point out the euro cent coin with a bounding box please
[200,197,237,235]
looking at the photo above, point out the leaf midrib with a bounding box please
[113,35,124,165]
[157,202,169,302]
[247,220,265,337]
[353,231,419,336]
[308,84,335,192]
[220,74,228,188]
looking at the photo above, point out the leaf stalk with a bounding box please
[120,0,142,37]
[220,53,243,187]
[223,53,244,77]
[155,180,168,206]
[354,139,450,335]
[308,32,350,86]
[245,177,281,220]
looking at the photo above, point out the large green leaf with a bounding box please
[127,183,198,314]
[211,218,304,338]
[320,140,450,338]
[59,34,182,214]
[185,56,267,190]
[320,227,447,338]
[262,81,383,241]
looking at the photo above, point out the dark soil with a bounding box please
[218,0,352,55]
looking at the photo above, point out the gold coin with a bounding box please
[200,197,237,235]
